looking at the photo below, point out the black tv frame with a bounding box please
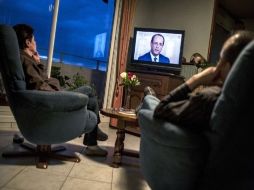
[128,27,185,75]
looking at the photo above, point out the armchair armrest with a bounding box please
[139,109,209,190]
[13,90,88,111]
[138,109,207,148]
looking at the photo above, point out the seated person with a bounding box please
[138,34,170,63]
[13,24,108,156]
[137,30,254,131]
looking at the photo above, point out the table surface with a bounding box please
[100,108,137,122]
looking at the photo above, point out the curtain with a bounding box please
[103,0,122,109]
[110,0,137,127]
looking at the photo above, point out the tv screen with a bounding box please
[130,27,185,74]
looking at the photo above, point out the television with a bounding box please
[129,27,185,75]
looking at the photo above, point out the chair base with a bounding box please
[2,143,81,169]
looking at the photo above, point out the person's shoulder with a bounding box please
[20,50,41,67]
[140,52,150,57]
[20,50,30,64]
[138,52,150,60]
[20,50,26,58]
[159,54,170,62]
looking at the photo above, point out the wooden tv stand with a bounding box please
[129,71,184,109]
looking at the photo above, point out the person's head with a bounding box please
[150,34,165,56]
[13,24,37,53]
[217,30,254,82]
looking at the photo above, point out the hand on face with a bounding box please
[215,60,231,83]
[32,51,40,63]
[26,36,40,63]
[186,67,222,90]
[197,67,222,86]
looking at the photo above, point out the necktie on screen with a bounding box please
[154,57,157,62]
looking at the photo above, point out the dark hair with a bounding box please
[221,30,254,65]
[151,34,165,45]
[13,24,34,50]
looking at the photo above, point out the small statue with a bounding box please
[190,53,207,69]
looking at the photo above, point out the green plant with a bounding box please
[51,66,70,87]
[50,66,93,92]
[67,72,88,91]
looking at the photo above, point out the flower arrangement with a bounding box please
[120,72,140,87]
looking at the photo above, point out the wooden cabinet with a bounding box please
[128,72,184,109]
[119,71,184,136]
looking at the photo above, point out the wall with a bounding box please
[215,7,254,32]
[133,0,215,61]
[243,19,254,31]
[216,6,235,31]
[209,7,254,64]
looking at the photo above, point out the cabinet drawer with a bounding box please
[133,73,171,95]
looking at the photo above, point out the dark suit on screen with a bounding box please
[138,52,170,63]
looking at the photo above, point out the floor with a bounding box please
[0,107,150,190]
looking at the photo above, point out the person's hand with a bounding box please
[186,67,222,90]
[32,51,40,63]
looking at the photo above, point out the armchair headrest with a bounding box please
[0,24,26,92]
[211,40,254,134]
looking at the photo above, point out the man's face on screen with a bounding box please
[150,35,164,56]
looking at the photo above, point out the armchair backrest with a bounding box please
[201,40,254,189]
[211,40,254,136]
[0,25,26,105]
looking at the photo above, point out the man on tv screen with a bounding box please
[138,34,170,63]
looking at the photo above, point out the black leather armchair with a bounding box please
[0,25,96,169]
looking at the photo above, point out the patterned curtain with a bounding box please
[110,0,137,127]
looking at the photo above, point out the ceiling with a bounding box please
[219,0,254,19]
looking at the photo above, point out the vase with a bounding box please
[123,86,131,110]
